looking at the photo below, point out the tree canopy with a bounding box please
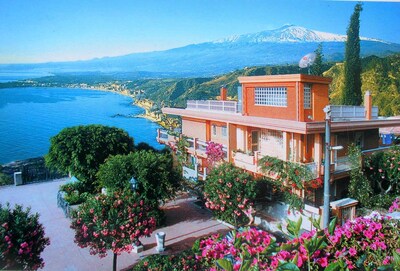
[97,150,181,205]
[45,125,134,191]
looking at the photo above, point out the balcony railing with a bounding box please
[186,100,239,113]
[156,129,178,145]
[303,162,318,179]
[182,166,198,181]
[335,156,352,172]
[330,105,378,120]
[233,151,258,172]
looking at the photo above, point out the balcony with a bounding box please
[156,129,178,145]
[183,165,207,181]
[233,151,259,172]
[187,138,208,157]
[186,100,239,114]
[335,156,352,172]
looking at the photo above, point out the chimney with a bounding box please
[220,86,227,101]
[364,90,372,120]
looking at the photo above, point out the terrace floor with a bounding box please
[0,179,230,271]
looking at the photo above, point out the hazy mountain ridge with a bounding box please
[1,25,399,76]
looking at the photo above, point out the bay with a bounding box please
[0,87,162,164]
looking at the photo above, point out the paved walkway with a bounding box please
[0,180,230,271]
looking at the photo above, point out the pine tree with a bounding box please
[342,3,363,105]
[312,43,324,76]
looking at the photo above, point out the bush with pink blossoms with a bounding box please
[194,227,278,271]
[324,214,400,270]
[70,190,156,271]
[0,203,50,270]
[389,197,400,213]
[206,141,225,169]
[203,163,257,226]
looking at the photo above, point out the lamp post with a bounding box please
[129,176,138,191]
[323,106,331,229]
[323,105,343,228]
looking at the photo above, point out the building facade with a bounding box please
[157,74,400,218]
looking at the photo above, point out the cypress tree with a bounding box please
[312,43,324,76]
[342,2,363,105]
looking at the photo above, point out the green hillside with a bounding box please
[133,54,399,117]
[131,64,334,108]
[325,54,400,116]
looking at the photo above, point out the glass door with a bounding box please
[251,131,259,153]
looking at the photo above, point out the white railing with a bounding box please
[186,100,238,113]
[196,139,208,152]
[330,105,378,120]
[183,166,198,181]
[159,129,169,139]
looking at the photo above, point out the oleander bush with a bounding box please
[203,163,257,227]
[71,190,156,271]
[0,203,50,270]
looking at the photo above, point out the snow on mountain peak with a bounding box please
[214,25,383,44]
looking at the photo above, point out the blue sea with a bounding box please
[0,87,162,164]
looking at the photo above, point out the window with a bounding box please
[254,87,287,107]
[221,126,227,137]
[212,125,217,136]
[304,84,312,109]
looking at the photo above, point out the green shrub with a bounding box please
[370,194,397,209]
[60,182,89,205]
[0,173,13,186]
[132,249,201,271]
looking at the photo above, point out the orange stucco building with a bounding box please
[157,74,400,214]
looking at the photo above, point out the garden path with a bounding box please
[0,179,230,271]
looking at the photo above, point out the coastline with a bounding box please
[0,85,165,166]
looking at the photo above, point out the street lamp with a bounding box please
[129,176,138,191]
[323,105,343,228]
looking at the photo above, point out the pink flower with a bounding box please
[20,242,29,248]
[317,257,328,267]
[348,247,357,256]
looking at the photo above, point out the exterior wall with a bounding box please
[364,129,379,150]
[242,82,298,120]
[311,83,329,121]
[182,118,207,140]
[336,129,380,156]
[259,129,285,159]
[210,121,229,145]
[239,74,331,122]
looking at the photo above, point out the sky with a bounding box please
[0,0,399,64]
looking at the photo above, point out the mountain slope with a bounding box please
[326,54,400,116]
[1,25,400,76]
[133,54,400,117]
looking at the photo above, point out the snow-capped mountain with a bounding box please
[1,25,398,76]
[214,25,383,43]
